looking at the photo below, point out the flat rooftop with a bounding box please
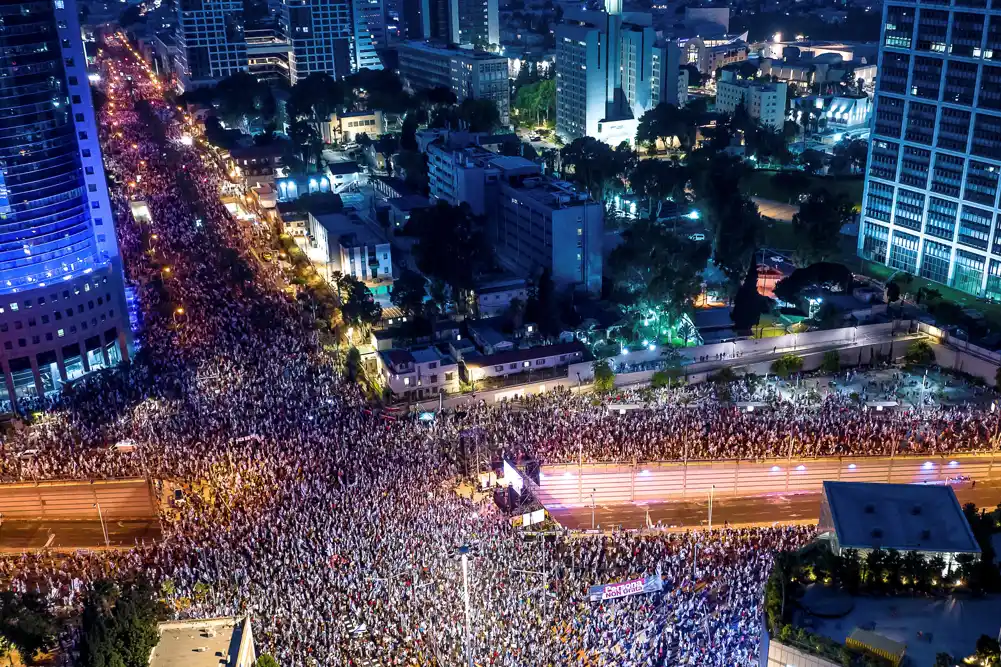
[150,617,251,667]
[400,40,506,61]
[823,481,980,554]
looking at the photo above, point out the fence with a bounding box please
[536,452,998,506]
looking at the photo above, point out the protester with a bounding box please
[0,37,980,667]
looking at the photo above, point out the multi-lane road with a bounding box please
[547,481,1001,531]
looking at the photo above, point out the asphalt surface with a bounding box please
[548,482,1001,531]
[0,478,156,520]
[0,519,162,552]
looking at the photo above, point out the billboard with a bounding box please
[588,574,663,602]
[503,460,524,495]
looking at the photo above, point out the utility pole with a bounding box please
[94,503,109,548]
[591,489,596,530]
[708,484,714,531]
[459,545,473,667]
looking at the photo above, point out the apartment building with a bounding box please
[377,347,460,398]
[715,69,788,131]
[859,0,1001,299]
[397,41,510,125]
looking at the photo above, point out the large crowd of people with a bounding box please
[0,36,994,667]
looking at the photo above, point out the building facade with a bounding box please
[0,0,133,408]
[859,0,1001,299]
[715,69,788,131]
[280,0,352,83]
[397,42,510,125]
[351,0,385,71]
[556,3,683,145]
[174,0,248,91]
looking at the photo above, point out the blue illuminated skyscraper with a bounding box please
[0,0,131,408]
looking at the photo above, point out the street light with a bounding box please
[173,306,185,324]
[457,545,474,667]
[93,502,109,547]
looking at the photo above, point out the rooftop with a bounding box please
[149,617,252,667]
[465,341,593,368]
[400,40,507,62]
[822,481,981,554]
[504,177,596,210]
[411,346,455,365]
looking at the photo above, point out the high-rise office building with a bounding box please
[859,0,1001,299]
[280,0,353,82]
[174,0,248,91]
[351,0,386,71]
[556,1,683,145]
[0,0,132,408]
[400,0,497,47]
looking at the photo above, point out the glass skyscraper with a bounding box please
[860,0,1001,299]
[0,0,131,409]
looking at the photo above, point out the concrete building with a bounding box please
[401,0,497,47]
[306,212,392,294]
[474,277,529,317]
[377,347,460,398]
[421,141,602,293]
[497,176,603,294]
[0,0,133,409]
[791,94,873,132]
[174,0,248,91]
[859,0,1001,299]
[322,110,386,143]
[676,34,748,76]
[397,42,509,125]
[715,69,788,131]
[150,617,256,667]
[819,481,981,564]
[462,340,593,382]
[280,0,352,83]
[555,2,684,145]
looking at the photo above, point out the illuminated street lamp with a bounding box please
[173,306,185,324]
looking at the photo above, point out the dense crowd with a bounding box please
[0,37,989,667]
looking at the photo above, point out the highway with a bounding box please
[0,478,156,520]
[536,452,1001,507]
[0,520,162,552]
[547,482,1001,531]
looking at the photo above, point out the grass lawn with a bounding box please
[741,170,865,207]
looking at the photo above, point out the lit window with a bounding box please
[57,329,65,338]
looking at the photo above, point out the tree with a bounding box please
[212,72,276,132]
[332,273,382,330]
[288,72,345,138]
[525,268,560,338]
[636,103,685,153]
[0,592,57,663]
[792,189,853,265]
[731,264,769,331]
[820,350,841,374]
[344,69,410,113]
[79,580,162,667]
[406,201,490,306]
[773,262,853,305]
[345,346,363,382]
[886,281,901,303]
[119,5,145,26]
[771,354,803,378]
[513,79,556,127]
[975,635,1001,666]
[592,359,615,393]
[904,340,935,367]
[431,99,502,133]
[831,137,868,175]
[560,137,630,201]
[682,64,704,88]
[254,655,282,667]
[390,269,427,320]
[629,159,688,220]
[799,149,826,174]
[608,220,710,338]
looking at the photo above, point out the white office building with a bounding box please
[715,69,788,131]
[555,0,684,145]
[859,0,1001,299]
